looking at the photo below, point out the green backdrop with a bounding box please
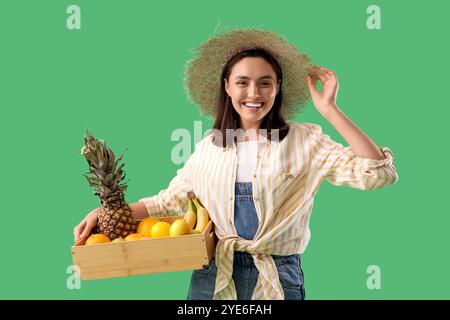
[1,0,448,300]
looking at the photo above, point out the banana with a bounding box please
[192,196,210,233]
[183,193,197,230]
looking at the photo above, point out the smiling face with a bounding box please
[224,57,280,131]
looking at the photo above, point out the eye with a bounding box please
[260,82,271,86]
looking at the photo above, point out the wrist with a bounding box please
[130,201,150,221]
[321,104,341,120]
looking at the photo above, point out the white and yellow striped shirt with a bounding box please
[139,122,399,300]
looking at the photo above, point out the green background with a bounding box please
[1,0,448,299]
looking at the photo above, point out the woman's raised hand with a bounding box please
[307,65,340,116]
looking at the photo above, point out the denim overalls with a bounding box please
[187,182,305,300]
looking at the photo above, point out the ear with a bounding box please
[224,78,230,96]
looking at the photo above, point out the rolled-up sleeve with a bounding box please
[308,124,399,190]
[138,142,201,218]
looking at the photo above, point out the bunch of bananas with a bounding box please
[183,192,211,234]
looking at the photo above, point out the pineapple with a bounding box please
[81,130,137,240]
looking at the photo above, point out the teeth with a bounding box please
[244,102,263,108]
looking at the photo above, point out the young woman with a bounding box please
[74,28,398,300]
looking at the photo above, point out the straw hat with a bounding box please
[183,27,313,121]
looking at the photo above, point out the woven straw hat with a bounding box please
[183,27,313,121]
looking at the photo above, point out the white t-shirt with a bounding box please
[236,140,258,182]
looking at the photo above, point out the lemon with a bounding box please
[169,219,191,237]
[150,222,171,238]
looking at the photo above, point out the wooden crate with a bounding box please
[71,216,216,280]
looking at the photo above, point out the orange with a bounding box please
[125,233,144,241]
[150,222,171,238]
[137,217,160,237]
[85,234,111,245]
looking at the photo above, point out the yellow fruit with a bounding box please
[85,234,111,245]
[169,219,191,237]
[150,222,171,238]
[111,237,126,243]
[137,217,160,237]
[125,233,144,241]
[183,194,197,230]
[192,197,210,233]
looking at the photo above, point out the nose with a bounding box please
[247,83,261,98]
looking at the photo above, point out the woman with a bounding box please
[74,28,398,300]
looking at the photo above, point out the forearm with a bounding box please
[129,201,150,221]
[322,105,386,160]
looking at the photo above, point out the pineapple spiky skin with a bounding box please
[81,130,137,240]
[97,206,136,239]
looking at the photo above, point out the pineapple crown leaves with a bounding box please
[81,130,131,198]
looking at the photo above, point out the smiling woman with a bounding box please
[224,56,280,131]
[216,48,289,146]
[74,28,399,301]
[178,28,397,300]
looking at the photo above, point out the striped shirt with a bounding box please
[139,122,399,300]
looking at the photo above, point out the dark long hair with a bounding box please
[211,48,289,148]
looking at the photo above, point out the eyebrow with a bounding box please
[234,75,274,80]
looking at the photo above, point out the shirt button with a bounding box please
[253,174,257,178]
[253,196,258,201]
[230,196,234,200]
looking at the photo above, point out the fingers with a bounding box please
[317,73,328,84]
[78,221,94,241]
[320,67,337,82]
[308,66,337,82]
[308,67,328,84]
[307,74,316,91]
[74,208,101,243]
[74,220,88,243]
[309,65,334,74]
